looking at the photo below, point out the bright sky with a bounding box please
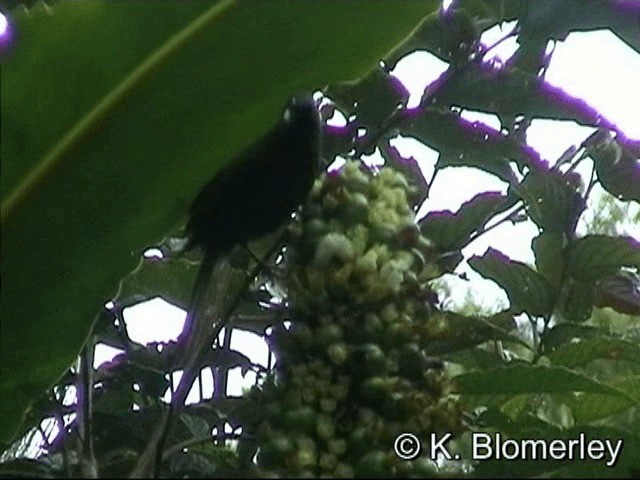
[0,13,8,36]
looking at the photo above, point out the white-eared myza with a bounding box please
[140,94,323,477]
[187,94,322,259]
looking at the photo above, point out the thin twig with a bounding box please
[77,340,98,478]
[467,204,526,245]
[528,313,539,352]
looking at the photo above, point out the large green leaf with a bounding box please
[540,322,608,351]
[515,169,585,234]
[419,191,511,251]
[399,106,527,182]
[590,136,640,202]
[559,278,596,322]
[0,0,436,444]
[594,270,640,316]
[427,309,526,355]
[531,231,565,287]
[454,365,634,399]
[468,247,557,316]
[563,376,640,424]
[548,337,640,368]
[437,64,612,130]
[566,235,640,282]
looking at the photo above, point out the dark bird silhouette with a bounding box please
[182,93,322,354]
[137,95,323,477]
[186,94,322,259]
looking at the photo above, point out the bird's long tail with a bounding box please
[130,251,220,478]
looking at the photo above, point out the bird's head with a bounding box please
[283,93,321,132]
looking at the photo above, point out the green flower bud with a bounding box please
[316,414,335,440]
[355,451,389,477]
[413,457,438,476]
[396,458,415,476]
[329,263,353,290]
[292,447,317,470]
[380,303,400,324]
[362,313,384,341]
[322,192,340,213]
[353,248,379,277]
[360,376,396,404]
[379,260,405,293]
[314,233,354,267]
[359,343,386,373]
[341,161,370,194]
[305,218,328,238]
[327,438,347,457]
[315,324,343,348]
[380,186,409,213]
[266,434,293,458]
[369,222,398,243]
[345,224,369,255]
[319,452,338,472]
[348,426,370,455]
[379,167,410,189]
[333,462,355,478]
[284,406,316,433]
[301,386,317,405]
[329,380,349,401]
[319,397,337,413]
[310,177,326,199]
[384,321,413,348]
[310,358,331,376]
[340,191,370,223]
[327,342,349,366]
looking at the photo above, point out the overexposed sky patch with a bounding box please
[526,119,595,164]
[545,30,640,140]
[230,329,270,368]
[391,50,448,108]
[123,296,185,344]
[93,343,125,369]
[481,20,519,67]
[0,13,8,37]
